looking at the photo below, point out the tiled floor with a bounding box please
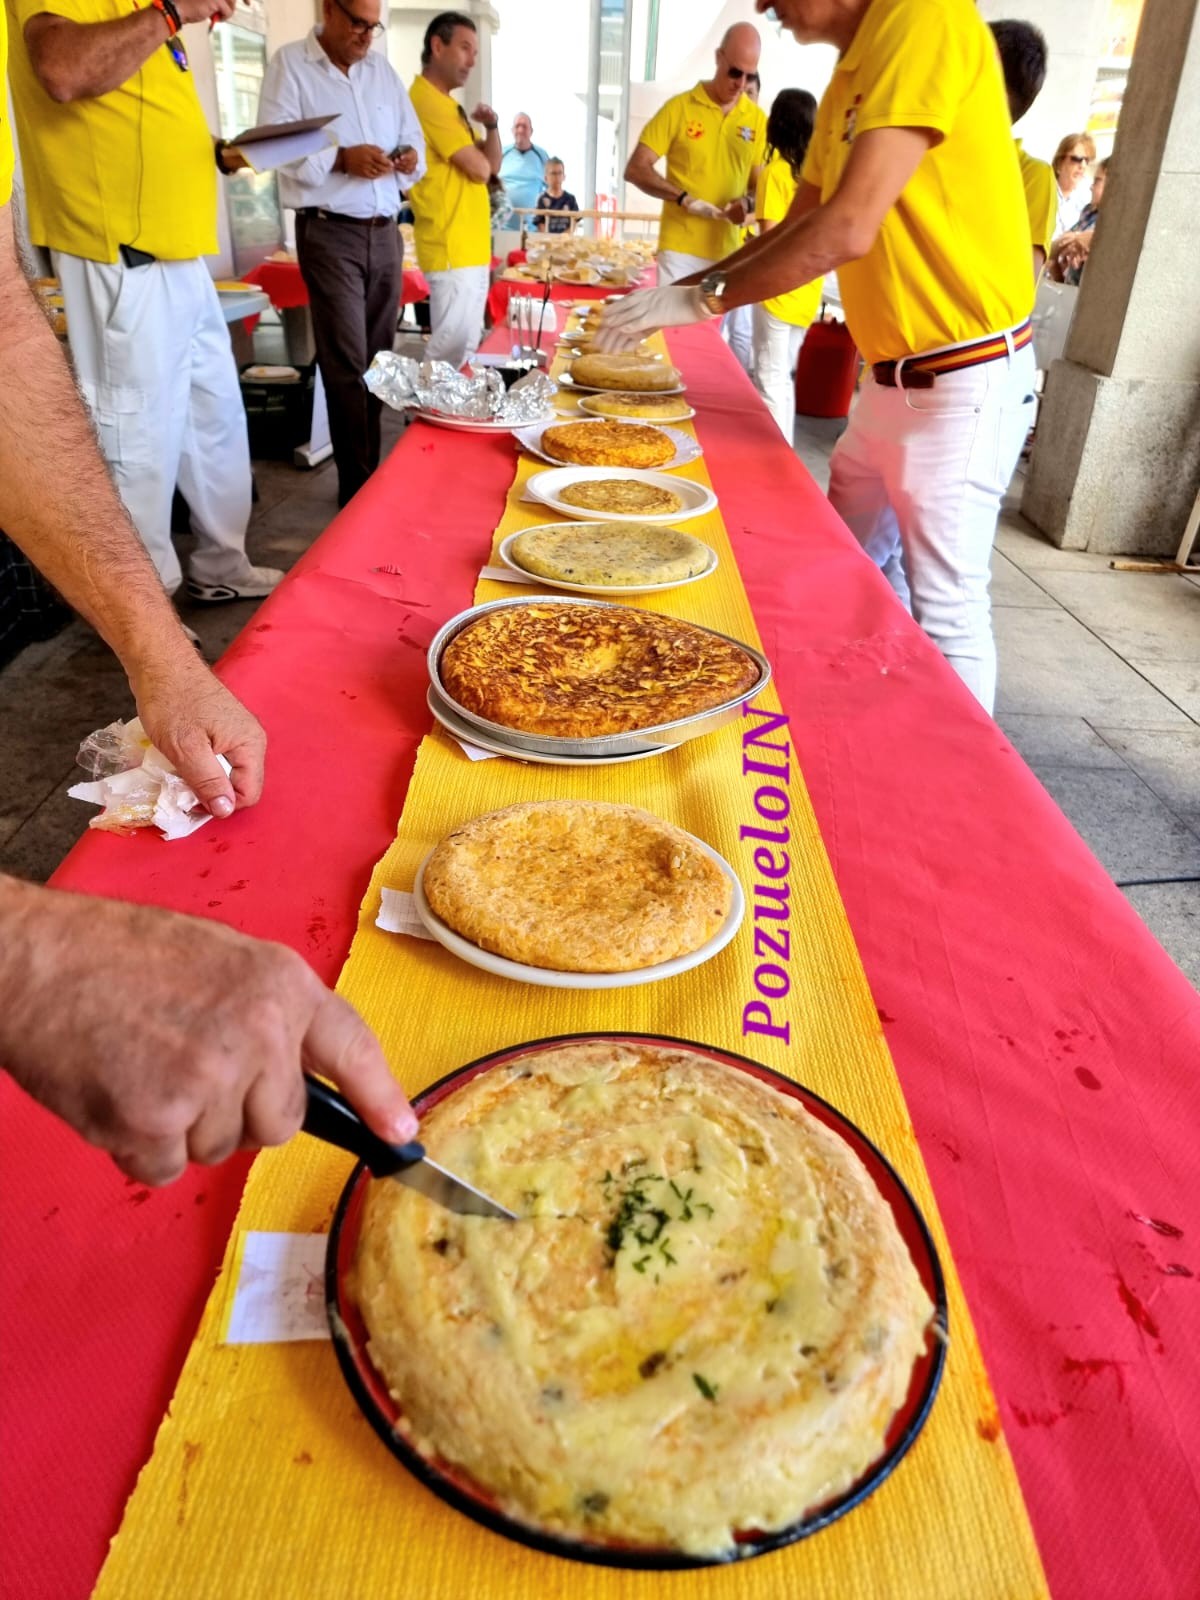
[1,403,1196,988]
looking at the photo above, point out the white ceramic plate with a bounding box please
[514,419,703,471]
[411,839,745,989]
[557,372,686,396]
[525,466,718,524]
[577,394,697,422]
[426,685,670,766]
[414,409,553,434]
[495,527,718,596]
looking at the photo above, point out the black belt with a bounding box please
[297,209,398,228]
[873,319,1034,389]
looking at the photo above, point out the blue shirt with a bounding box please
[498,143,548,213]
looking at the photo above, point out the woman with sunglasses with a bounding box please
[1051,132,1096,237]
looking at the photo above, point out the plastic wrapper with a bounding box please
[68,716,231,840]
[363,353,556,422]
[75,716,153,778]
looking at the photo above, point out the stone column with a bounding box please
[1022,0,1200,555]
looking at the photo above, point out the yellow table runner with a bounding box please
[94,339,1047,1599]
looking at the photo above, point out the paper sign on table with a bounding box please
[376,887,435,941]
[220,1232,330,1345]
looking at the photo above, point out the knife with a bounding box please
[302,1076,516,1221]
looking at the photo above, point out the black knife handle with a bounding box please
[302,1074,424,1178]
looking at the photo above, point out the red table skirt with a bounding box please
[244,257,429,310]
[2,326,1198,1600]
[485,264,655,327]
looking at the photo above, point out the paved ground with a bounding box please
[1,400,1196,987]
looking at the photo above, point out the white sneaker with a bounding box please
[186,566,284,604]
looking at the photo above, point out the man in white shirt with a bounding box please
[259,0,426,506]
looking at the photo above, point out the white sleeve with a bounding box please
[257,48,339,188]
[393,77,426,192]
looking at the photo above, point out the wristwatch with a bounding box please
[697,269,729,317]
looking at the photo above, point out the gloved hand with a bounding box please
[592,285,712,352]
[681,196,727,220]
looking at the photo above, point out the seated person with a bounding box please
[534,159,579,233]
[1050,157,1108,284]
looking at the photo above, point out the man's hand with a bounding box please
[393,146,419,176]
[340,144,396,180]
[178,0,234,22]
[471,102,499,129]
[593,285,712,352]
[681,196,726,220]
[723,198,750,226]
[0,880,418,1187]
[130,648,266,819]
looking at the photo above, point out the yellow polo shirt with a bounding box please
[1,7,14,206]
[6,0,216,262]
[640,82,766,261]
[802,0,1032,364]
[408,74,491,273]
[1016,139,1056,259]
[755,154,822,328]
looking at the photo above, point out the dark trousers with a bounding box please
[296,212,402,508]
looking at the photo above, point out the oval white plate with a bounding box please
[411,839,745,989]
[496,528,717,596]
[426,685,669,766]
[414,409,552,434]
[577,395,697,423]
[514,419,702,471]
[525,466,717,524]
[557,372,686,396]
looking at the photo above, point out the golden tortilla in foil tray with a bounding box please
[438,602,760,738]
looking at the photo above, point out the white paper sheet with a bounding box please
[376,887,436,940]
[223,1232,330,1345]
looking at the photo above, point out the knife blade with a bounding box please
[301,1075,516,1221]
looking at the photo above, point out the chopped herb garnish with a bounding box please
[639,1351,667,1379]
[603,1165,714,1265]
[693,1373,718,1402]
[632,1255,651,1274]
[579,1491,610,1515]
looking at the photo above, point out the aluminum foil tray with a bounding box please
[426,595,772,759]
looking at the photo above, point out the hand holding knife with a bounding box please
[302,1076,516,1221]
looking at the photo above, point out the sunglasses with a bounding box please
[331,0,384,36]
[725,64,754,79]
[1067,154,1091,165]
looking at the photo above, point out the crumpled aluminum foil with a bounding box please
[364,353,556,422]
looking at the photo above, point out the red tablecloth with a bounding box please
[2,326,1198,1600]
[485,263,655,326]
[244,257,429,309]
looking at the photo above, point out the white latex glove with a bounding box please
[682,196,726,220]
[592,285,712,352]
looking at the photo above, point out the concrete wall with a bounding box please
[1021,0,1200,554]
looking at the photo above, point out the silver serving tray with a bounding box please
[426,595,772,758]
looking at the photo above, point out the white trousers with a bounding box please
[752,306,806,440]
[655,250,713,288]
[53,251,253,596]
[425,265,489,368]
[828,340,1036,713]
[723,302,754,375]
